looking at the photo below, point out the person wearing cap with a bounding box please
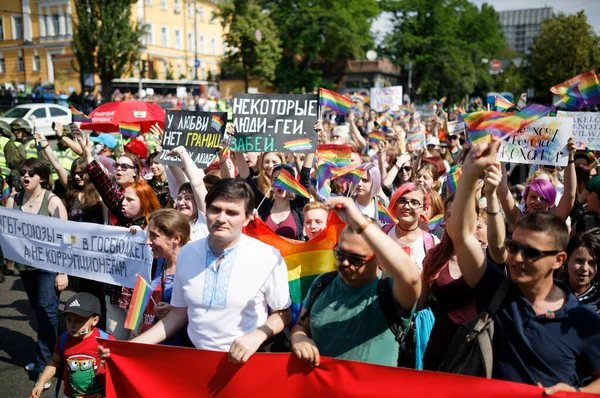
[447,133,462,162]
[6,118,38,189]
[30,293,115,398]
[425,135,440,152]
[124,139,149,162]
[90,133,118,159]
[0,120,14,179]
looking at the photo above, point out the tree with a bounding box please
[264,0,379,93]
[215,0,282,92]
[72,0,145,100]
[527,11,600,103]
[379,0,505,103]
[166,62,175,80]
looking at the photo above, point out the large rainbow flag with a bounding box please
[460,104,552,138]
[243,213,345,323]
[319,88,352,115]
[551,70,600,107]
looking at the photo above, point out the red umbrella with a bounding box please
[81,100,166,133]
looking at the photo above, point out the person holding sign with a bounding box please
[5,158,67,390]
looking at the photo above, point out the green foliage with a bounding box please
[379,0,504,102]
[527,11,600,103]
[72,0,145,98]
[215,0,282,91]
[166,62,175,80]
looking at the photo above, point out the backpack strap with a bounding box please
[97,329,109,340]
[421,230,434,253]
[486,276,511,316]
[376,278,412,343]
[57,331,70,354]
[299,271,338,322]
[383,223,395,234]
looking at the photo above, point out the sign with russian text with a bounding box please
[232,94,319,153]
[556,111,600,149]
[156,110,227,168]
[370,86,403,112]
[497,116,572,166]
[0,207,151,288]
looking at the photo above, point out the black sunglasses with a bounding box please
[333,244,375,267]
[505,239,560,261]
[113,162,137,171]
[399,166,412,172]
[19,169,36,177]
[73,171,87,177]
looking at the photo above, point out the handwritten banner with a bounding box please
[100,339,588,398]
[232,94,319,153]
[497,116,572,166]
[370,86,403,112]
[156,110,227,169]
[556,111,600,149]
[0,207,151,287]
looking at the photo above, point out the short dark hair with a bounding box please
[21,158,52,189]
[566,233,600,262]
[514,211,569,250]
[205,178,255,215]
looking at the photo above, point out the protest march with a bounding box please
[2,71,600,397]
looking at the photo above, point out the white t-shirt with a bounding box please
[387,227,440,273]
[191,213,209,241]
[355,198,377,220]
[170,235,291,352]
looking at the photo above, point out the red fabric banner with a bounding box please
[99,339,590,398]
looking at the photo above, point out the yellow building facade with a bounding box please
[0,0,224,93]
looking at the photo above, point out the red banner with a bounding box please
[99,339,590,398]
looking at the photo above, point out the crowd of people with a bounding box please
[0,94,598,397]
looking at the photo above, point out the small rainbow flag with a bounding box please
[447,166,462,194]
[119,123,141,137]
[124,275,153,330]
[70,106,92,123]
[551,70,600,107]
[468,130,492,146]
[428,214,444,231]
[350,105,363,116]
[320,88,352,115]
[317,144,351,167]
[272,170,310,198]
[437,97,447,108]
[334,166,366,186]
[211,115,224,131]
[425,99,437,109]
[1,181,10,206]
[407,131,425,149]
[461,104,552,139]
[283,138,313,152]
[494,94,514,112]
[585,148,598,168]
[368,131,385,145]
[398,105,414,114]
[377,200,397,225]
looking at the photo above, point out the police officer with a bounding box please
[7,118,39,190]
[0,120,14,180]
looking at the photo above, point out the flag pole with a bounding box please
[256,189,271,212]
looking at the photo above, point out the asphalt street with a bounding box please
[0,274,74,398]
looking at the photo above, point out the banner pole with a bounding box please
[256,189,271,212]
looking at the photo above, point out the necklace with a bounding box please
[25,189,44,209]
[396,223,420,232]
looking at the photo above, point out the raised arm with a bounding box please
[483,162,507,265]
[554,137,577,221]
[34,131,69,188]
[382,153,411,191]
[447,139,501,288]
[497,162,521,230]
[348,112,367,150]
[59,123,83,155]
[169,146,207,214]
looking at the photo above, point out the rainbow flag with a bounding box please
[243,213,345,324]
[428,214,444,231]
[272,170,310,198]
[1,181,10,206]
[437,97,447,108]
[124,275,153,330]
[377,200,397,225]
[368,131,385,145]
[461,104,552,138]
[70,106,91,123]
[334,166,366,186]
[494,94,514,112]
[551,70,600,107]
[119,123,141,137]
[350,105,363,116]
[447,166,462,194]
[319,88,352,115]
[425,99,437,109]
[407,131,425,149]
[398,105,414,114]
[317,144,351,167]
[283,138,313,152]
[585,148,598,168]
[211,115,224,131]
[468,130,492,146]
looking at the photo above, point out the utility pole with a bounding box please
[193,0,199,80]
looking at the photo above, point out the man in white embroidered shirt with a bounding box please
[100,179,292,364]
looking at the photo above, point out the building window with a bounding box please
[174,0,181,13]
[187,32,194,52]
[0,56,5,74]
[52,14,60,36]
[174,29,181,50]
[187,3,192,18]
[17,56,24,72]
[0,18,4,41]
[145,0,151,5]
[33,55,40,71]
[161,26,168,47]
[222,40,227,55]
[160,0,167,11]
[199,35,205,54]
[211,38,216,55]
[210,11,215,24]
[198,7,204,22]
[177,64,182,78]
[144,24,154,45]
[12,16,23,40]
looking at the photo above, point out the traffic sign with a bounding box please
[490,60,501,71]
[195,59,200,68]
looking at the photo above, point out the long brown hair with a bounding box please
[66,158,102,210]
[257,152,285,195]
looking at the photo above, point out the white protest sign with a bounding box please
[0,207,151,287]
[556,111,600,149]
[447,120,466,136]
[497,116,572,166]
[370,86,403,112]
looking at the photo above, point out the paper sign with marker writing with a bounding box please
[497,116,572,166]
[556,111,600,149]
[232,94,319,153]
[156,110,227,169]
[370,86,403,112]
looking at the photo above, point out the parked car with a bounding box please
[0,104,71,137]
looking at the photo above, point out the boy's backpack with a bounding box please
[301,271,416,368]
[54,329,109,398]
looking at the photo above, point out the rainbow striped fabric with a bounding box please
[428,214,444,231]
[368,131,386,145]
[551,70,600,108]
[316,144,351,167]
[272,170,310,198]
[119,123,141,137]
[461,104,552,138]
[1,181,10,206]
[425,99,437,109]
[407,131,425,149]
[468,130,492,146]
[377,200,397,225]
[398,105,414,114]
[243,213,345,324]
[494,94,514,112]
[437,97,447,108]
[211,115,224,131]
[319,88,352,115]
[585,148,598,168]
[283,138,313,152]
[124,275,153,330]
[70,106,92,123]
[334,166,366,186]
[447,166,462,194]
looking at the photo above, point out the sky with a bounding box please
[371,0,600,45]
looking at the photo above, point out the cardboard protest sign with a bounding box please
[556,111,600,149]
[232,94,319,153]
[156,110,226,168]
[370,86,403,112]
[0,207,151,287]
[497,116,573,166]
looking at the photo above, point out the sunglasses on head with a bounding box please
[113,162,137,171]
[505,239,560,261]
[333,244,375,267]
[19,169,36,177]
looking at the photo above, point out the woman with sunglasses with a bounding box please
[5,158,67,388]
[382,153,414,197]
[560,233,600,314]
